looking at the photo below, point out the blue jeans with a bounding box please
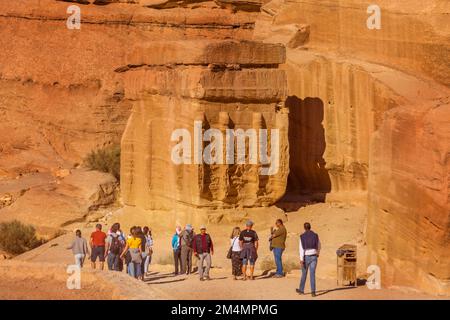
[128,262,142,278]
[273,248,284,275]
[299,255,318,293]
[107,253,120,271]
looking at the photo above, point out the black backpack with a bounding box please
[109,235,121,254]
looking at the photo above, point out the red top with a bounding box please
[91,230,107,247]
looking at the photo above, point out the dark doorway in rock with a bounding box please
[276,96,331,212]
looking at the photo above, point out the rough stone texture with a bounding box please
[0,169,118,238]
[119,42,290,209]
[0,0,449,296]
[255,0,450,296]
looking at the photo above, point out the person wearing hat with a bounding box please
[239,220,259,280]
[180,224,195,275]
[192,225,214,281]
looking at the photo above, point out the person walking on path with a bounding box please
[172,226,182,275]
[105,223,122,271]
[229,227,242,280]
[142,226,153,276]
[67,229,90,268]
[270,219,287,278]
[193,225,214,281]
[239,220,259,280]
[90,224,107,270]
[296,222,321,297]
[180,224,195,275]
[120,226,143,279]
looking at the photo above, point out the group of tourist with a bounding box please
[67,223,154,280]
[67,219,321,296]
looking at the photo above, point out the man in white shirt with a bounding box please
[297,222,320,297]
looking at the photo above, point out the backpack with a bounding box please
[109,235,121,255]
[181,230,194,247]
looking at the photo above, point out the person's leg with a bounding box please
[242,259,248,280]
[144,254,150,274]
[197,254,204,280]
[204,253,211,279]
[299,257,309,293]
[99,247,105,270]
[107,253,113,270]
[141,253,147,276]
[173,250,179,274]
[80,254,85,268]
[273,248,283,276]
[249,260,255,280]
[309,256,318,295]
[128,262,135,277]
[114,254,120,271]
[180,246,187,274]
[187,248,193,274]
[91,247,97,269]
[135,262,142,279]
[74,254,82,267]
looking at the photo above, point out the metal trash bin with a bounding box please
[336,244,357,286]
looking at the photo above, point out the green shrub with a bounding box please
[84,144,120,180]
[0,220,43,255]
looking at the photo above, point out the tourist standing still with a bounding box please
[239,220,259,280]
[297,222,321,297]
[180,224,195,275]
[270,219,287,278]
[229,227,242,280]
[90,224,107,270]
[171,226,182,275]
[193,225,214,281]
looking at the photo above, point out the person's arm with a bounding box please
[299,238,304,263]
[90,233,94,248]
[104,237,110,258]
[66,240,74,250]
[317,238,321,257]
[192,236,197,255]
[120,243,129,259]
[171,235,176,249]
[271,228,283,239]
[239,240,243,250]
[254,240,259,251]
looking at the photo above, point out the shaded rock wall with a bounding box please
[255,0,450,295]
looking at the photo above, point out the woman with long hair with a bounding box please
[230,227,242,280]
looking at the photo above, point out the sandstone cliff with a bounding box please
[0,0,448,296]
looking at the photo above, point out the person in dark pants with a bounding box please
[229,227,242,280]
[239,220,259,280]
[180,224,195,275]
[296,222,321,297]
[270,219,287,278]
[104,223,122,271]
[171,226,182,275]
[192,225,214,281]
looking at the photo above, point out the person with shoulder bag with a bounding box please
[228,227,243,280]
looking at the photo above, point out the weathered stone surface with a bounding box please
[122,67,287,102]
[0,169,118,238]
[125,40,285,67]
[0,0,449,297]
